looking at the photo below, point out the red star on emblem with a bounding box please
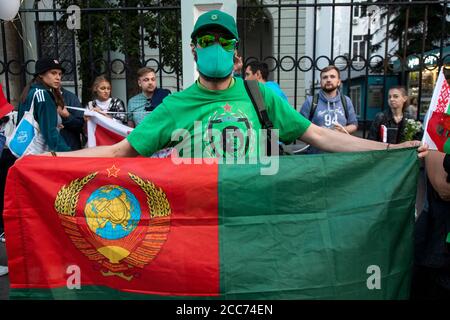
[107,165,120,178]
[223,103,232,112]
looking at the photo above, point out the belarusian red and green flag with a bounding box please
[422,67,450,154]
[4,149,418,299]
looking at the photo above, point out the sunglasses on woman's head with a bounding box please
[195,34,237,51]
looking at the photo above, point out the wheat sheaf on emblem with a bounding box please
[54,172,98,216]
[53,170,171,278]
[128,173,171,218]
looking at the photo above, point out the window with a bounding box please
[38,22,75,82]
[350,85,361,117]
[352,35,366,61]
[353,5,366,18]
[353,6,361,18]
[408,70,436,116]
[368,85,383,109]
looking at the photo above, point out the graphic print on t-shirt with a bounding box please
[204,103,256,159]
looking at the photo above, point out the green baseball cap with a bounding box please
[191,10,239,41]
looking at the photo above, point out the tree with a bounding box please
[56,0,181,104]
[371,0,449,58]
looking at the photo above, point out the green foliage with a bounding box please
[56,0,181,102]
[372,0,449,56]
[237,0,267,32]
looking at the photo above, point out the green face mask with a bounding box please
[195,44,234,79]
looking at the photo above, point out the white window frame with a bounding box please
[352,35,366,61]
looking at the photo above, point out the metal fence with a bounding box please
[1,1,182,106]
[0,0,449,136]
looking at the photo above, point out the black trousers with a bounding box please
[0,148,17,233]
[411,265,450,300]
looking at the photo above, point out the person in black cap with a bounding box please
[2,58,74,244]
[17,57,71,154]
[44,10,427,160]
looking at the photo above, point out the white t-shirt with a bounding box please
[94,98,112,111]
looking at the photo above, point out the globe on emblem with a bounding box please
[84,185,141,263]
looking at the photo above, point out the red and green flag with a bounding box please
[422,67,450,154]
[4,149,418,299]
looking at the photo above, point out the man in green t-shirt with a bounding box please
[49,10,427,162]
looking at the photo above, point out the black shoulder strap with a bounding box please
[244,80,285,156]
[244,80,273,130]
[309,93,319,121]
[340,93,349,120]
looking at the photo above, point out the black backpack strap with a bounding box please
[309,93,319,121]
[245,80,283,156]
[244,80,273,130]
[340,93,349,121]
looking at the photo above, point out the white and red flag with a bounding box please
[379,125,388,143]
[84,109,173,157]
[85,109,132,147]
[422,67,450,153]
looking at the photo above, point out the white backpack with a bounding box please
[6,91,49,158]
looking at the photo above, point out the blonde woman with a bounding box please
[87,75,127,124]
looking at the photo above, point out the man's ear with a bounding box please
[191,44,197,61]
[256,70,263,81]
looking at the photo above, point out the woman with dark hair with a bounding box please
[86,75,127,124]
[367,86,421,144]
[17,57,71,153]
[1,58,71,250]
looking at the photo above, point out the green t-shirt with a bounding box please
[127,77,311,158]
